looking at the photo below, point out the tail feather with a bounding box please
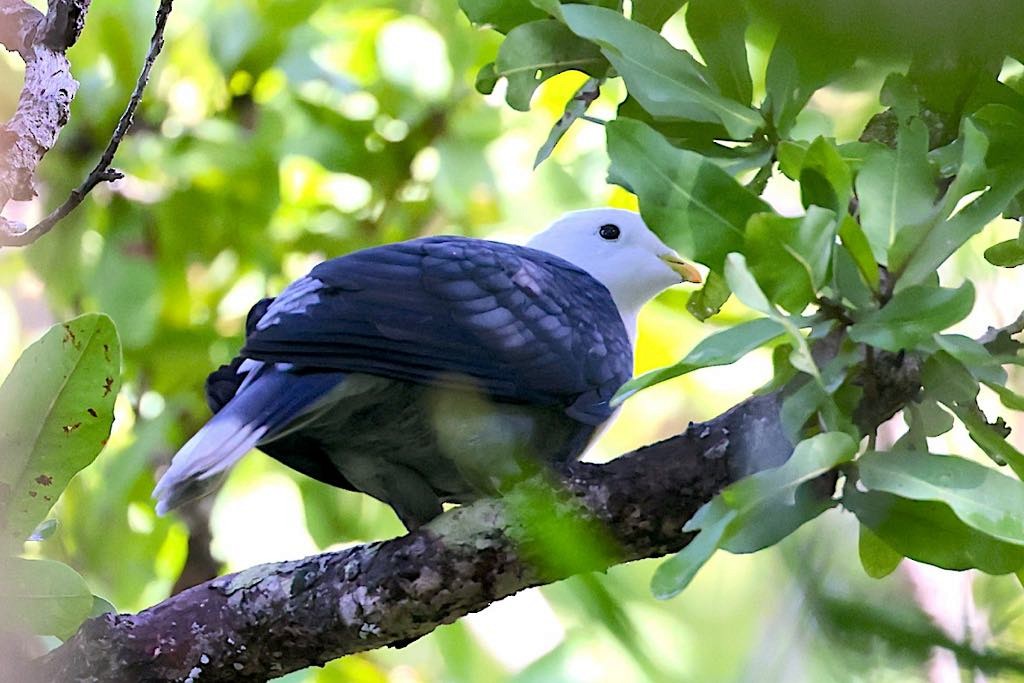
[153,363,343,514]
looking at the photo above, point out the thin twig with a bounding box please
[0,0,174,248]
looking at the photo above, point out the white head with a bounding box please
[527,208,701,342]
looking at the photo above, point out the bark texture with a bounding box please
[0,0,85,234]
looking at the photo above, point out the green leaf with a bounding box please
[857,450,1024,546]
[832,245,875,311]
[985,239,1024,268]
[855,115,935,265]
[458,0,548,33]
[613,317,785,405]
[782,137,854,214]
[894,110,1024,288]
[847,283,975,352]
[492,20,606,112]
[606,118,770,272]
[724,253,819,382]
[934,334,1007,385]
[0,314,121,548]
[837,215,880,292]
[685,0,752,105]
[858,524,903,578]
[631,0,688,30]
[561,5,761,138]
[763,26,855,134]
[90,594,116,617]
[651,508,736,599]
[949,403,1024,480]
[534,77,602,168]
[921,351,980,406]
[685,270,731,321]
[744,207,837,313]
[0,557,94,638]
[653,432,856,598]
[843,487,1024,574]
[985,381,1024,412]
[707,432,858,547]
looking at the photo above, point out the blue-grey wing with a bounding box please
[238,237,632,425]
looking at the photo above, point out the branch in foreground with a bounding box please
[39,393,790,682]
[0,0,173,248]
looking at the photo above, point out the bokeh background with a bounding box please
[2,1,1024,681]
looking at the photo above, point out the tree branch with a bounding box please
[34,393,786,681]
[0,0,173,248]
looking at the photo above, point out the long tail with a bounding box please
[153,363,343,514]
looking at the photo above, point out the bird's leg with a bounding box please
[328,453,443,531]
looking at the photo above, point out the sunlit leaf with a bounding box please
[0,314,121,549]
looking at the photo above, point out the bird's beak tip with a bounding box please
[660,254,702,284]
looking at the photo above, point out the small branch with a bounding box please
[0,0,174,248]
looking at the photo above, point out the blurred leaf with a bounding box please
[686,270,730,321]
[632,0,688,30]
[985,238,1024,267]
[843,489,1024,574]
[607,119,770,272]
[0,557,93,638]
[561,5,761,138]
[858,524,903,578]
[744,207,837,313]
[614,317,786,405]
[686,0,752,105]
[534,77,602,168]
[847,283,975,352]
[0,315,121,548]
[857,450,1024,545]
[492,20,606,111]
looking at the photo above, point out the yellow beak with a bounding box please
[659,254,703,284]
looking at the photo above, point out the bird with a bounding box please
[153,208,701,530]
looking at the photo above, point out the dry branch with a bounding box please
[0,0,173,248]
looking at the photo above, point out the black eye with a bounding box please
[599,224,620,241]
